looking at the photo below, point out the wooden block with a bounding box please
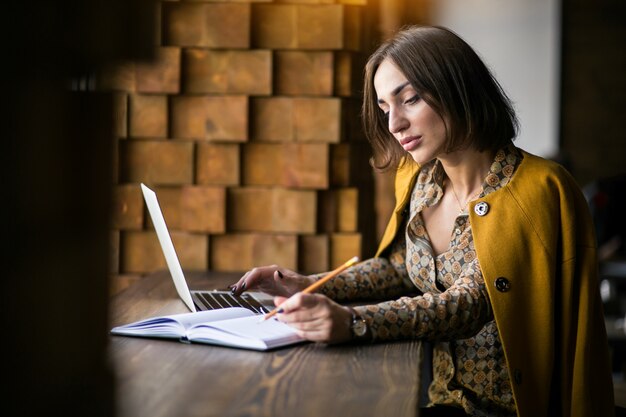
[241,143,281,185]
[341,98,365,141]
[183,49,272,95]
[129,94,168,138]
[330,143,355,186]
[293,98,341,142]
[119,140,194,185]
[274,51,333,96]
[334,51,364,97]
[196,143,240,186]
[275,0,334,4]
[185,0,271,2]
[318,188,358,233]
[297,5,343,49]
[121,230,208,273]
[253,5,359,50]
[113,93,128,138]
[280,142,329,188]
[163,3,250,48]
[242,143,329,188]
[252,4,297,49]
[171,95,248,141]
[97,62,136,92]
[250,98,294,142]
[298,235,329,274]
[111,184,144,230]
[210,234,297,271]
[336,188,358,232]
[135,47,181,94]
[228,187,316,233]
[272,189,317,234]
[228,188,270,233]
[329,233,361,269]
[342,5,362,51]
[181,0,269,2]
[112,137,120,184]
[251,97,341,142]
[174,232,209,271]
[330,143,373,186]
[155,186,226,233]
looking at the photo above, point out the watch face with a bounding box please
[353,320,367,337]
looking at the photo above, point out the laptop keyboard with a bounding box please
[193,291,268,314]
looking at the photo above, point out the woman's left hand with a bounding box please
[273,293,353,344]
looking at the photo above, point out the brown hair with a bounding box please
[362,25,519,171]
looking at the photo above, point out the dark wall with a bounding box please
[2,2,156,416]
[561,0,626,186]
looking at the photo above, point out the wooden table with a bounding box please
[110,270,422,417]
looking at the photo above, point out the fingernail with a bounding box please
[277,271,283,279]
[241,282,246,291]
[277,308,284,314]
[229,285,236,294]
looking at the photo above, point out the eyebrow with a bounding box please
[377,81,411,104]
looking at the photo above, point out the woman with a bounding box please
[230,26,614,417]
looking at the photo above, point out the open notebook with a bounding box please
[111,308,304,351]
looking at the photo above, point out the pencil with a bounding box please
[260,256,360,322]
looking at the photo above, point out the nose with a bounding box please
[388,108,408,134]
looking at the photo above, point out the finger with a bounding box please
[278,299,332,323]
[274,269,285,281]
[273,292,308,314]
[276,294,328,322]
[283,293,329,313]
[271,270,289,297]
[229,270,251,295]
[273,296,288,307]
[278,309,320,325]
[233,266,276,295]
[233,270,259,295]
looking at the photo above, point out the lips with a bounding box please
[399,135,421,151]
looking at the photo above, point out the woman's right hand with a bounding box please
[229,265,315,298]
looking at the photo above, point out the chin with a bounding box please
[408,151,436,166]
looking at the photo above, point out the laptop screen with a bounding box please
[140,183,196,312]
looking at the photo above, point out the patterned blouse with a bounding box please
[317,146,522,416]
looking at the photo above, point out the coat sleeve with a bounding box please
[470,154,614,417]
[558,177,614,417]
[353,257,493,342]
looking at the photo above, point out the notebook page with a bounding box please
[188,315,304,349]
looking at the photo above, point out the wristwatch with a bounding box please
[347,307,368,340]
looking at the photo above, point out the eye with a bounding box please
[382,111,389,122]
[404,94,420,105]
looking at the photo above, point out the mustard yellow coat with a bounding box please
[376,150,614,417]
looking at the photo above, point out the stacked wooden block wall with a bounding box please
[104,0,375,293]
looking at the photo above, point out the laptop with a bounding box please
[140,183,274,314]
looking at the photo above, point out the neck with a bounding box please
[438,148,494,200]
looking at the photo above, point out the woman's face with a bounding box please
[373,58,448,165]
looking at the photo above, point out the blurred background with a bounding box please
[4,0,625,415]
